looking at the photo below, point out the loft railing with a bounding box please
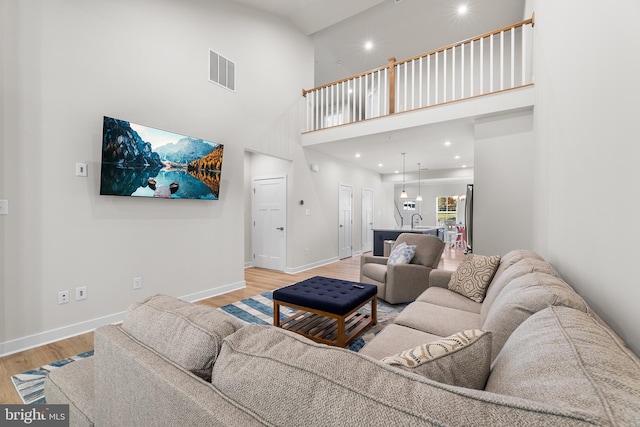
[303,14,535,132]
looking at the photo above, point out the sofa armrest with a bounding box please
[94,325,265,426]
[429,269,455,288]
[360,254,388,267]
[385,264,431,304]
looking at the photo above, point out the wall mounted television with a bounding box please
[100,116,223,200]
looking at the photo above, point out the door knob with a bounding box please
[276,227,284,231]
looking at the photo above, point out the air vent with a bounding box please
[209,49,235,92]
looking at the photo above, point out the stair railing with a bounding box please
[303,14,535,132]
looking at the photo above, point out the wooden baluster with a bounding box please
[427,54,431,106]
[388,57,396,114]
[500,30,505,90]
[511,27,515,88]
[452,45,456,100]
[470,40,474,97]
[419,56,423,108]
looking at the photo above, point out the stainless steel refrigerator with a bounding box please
[464,184,473,254]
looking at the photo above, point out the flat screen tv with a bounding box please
[100,116,223,200]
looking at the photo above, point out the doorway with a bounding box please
[338,184,353,259]
[253,176,286,271]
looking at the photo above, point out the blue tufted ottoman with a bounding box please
[273,276,377,347]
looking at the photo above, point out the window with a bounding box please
[436,196,458,222]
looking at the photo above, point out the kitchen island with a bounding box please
[372,227,443,256]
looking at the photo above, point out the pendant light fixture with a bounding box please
[400,153,408,199]
[416,162,423,201]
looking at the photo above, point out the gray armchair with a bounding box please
[360,233,446,304]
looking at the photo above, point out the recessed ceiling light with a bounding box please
[462,165,467,168]
[355,153,361,158]
[378,163,383,167]
[458,5,468,15]
[394,170,399,174]
[444,141,452,146]
[454,155,460,159]
[364,41,374,51]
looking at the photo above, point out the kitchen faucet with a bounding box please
[411,213,423,229]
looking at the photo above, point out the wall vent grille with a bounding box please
[209,49,235,92]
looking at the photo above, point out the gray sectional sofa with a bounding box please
[45,250,640,426]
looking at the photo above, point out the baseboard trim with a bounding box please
[284,257,340,274]
[0,280,246,357]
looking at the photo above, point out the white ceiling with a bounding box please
[231,0,527,177]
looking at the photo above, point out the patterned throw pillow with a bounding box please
[388,242,417,264]
[448,254,501,302]
[382,329,492,389]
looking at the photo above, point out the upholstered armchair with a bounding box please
[360,233,446,304]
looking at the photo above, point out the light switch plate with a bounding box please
[0,200,8,215]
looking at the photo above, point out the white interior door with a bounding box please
[253,177,286,271]
[338,184,353,259]
[361,188,374,253]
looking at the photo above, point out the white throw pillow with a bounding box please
[388,242,417,264]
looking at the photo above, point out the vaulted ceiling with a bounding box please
[231,0,527,176]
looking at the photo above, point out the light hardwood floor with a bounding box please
[0,249,465,404]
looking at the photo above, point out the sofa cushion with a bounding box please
[416,287,482,314]
[382,329,491,389]
[490,249,544,284]
[482,272,588,360]
[447,254,500,303]
[394,301,481,337]
[359,323,444,360]
[211,324,593,426]
[388,242,417,264]
[122,294,244,381]
[487,306,640,425]
[481,258,558,324]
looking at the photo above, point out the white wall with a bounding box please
[286,148,394,269]
[0,0,313,352]
[527,0,640,353]
[473,109,535,256]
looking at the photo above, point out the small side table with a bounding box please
[273,276,377,348]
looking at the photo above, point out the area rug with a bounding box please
[10,350,94,404]
[218,291,407,352]
[12,290,405,404]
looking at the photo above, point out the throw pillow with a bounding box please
[388,242,417,264]
[448,254,501,302]
[382,329,492,389]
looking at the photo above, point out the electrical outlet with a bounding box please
[75,163,88,177]
[0,200,8,215]
[58,290,70,305]
[133,276,143,290]
[76,286,87,301]
[305,248,309,255]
